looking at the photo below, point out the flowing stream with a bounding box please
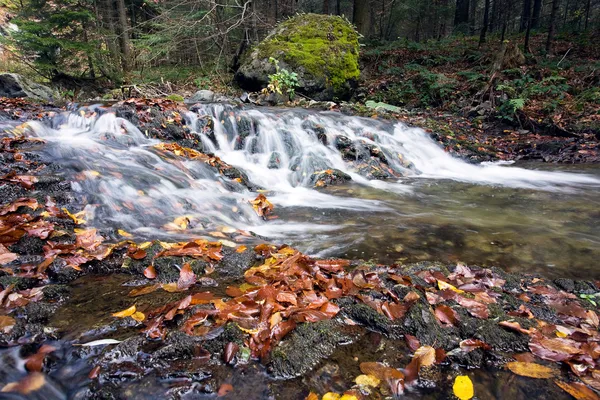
[22,104,600,279]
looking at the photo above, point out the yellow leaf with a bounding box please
[236,324,259,335]
[270,312,282,329]
[219,239,236,248]
[62,208,86,224]
[173,216,190,230]
[453,375,474,400]
[131,311,145,322]
[506,362,556,378]
[112,305,136,318]
[118,229,133,238]
[339,395,359,400]
[555,380,600,400]
[322,393,340,400]
[236,245,248,253]
[355,374,380,387]
[438,280,464,293]
[139,241,153,250]
[413,345,436,367]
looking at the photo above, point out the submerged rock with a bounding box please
[235,14,360,101]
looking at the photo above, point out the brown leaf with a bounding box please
[0,244,18,265]
[499,320,537,335]
[459,339,491,353]
[128,284,160,297]
[413,346,436,368]
[25,345,56,372]
[143,265,157,279]
[360,362,404,381]
[0,315,16,334]
[435,305,460,326]
[224,342,239,364]
[555,380,600,400]
[177,263,196,290]
[506,362,556,379]
[131,249,147,260]
[217,383,234,397]
[405,334,420,352]
[250,194,274,218]
[1,372,45,394]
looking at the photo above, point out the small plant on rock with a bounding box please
[263,57,299,100]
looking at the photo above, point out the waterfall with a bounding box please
[18,103,599,243]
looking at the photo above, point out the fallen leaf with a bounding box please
[131,311,145,322]
[355,374,380,387]
[413,345,436,367]
[177,263,196,290]
[322,393,341,400]
[25,345,56,372]
[0,315,16,334]
[118,229,133,238]
[1,372,45,394]
[112,305,137,318]
[435,305,460,326]
[217,383,234,397]
[75,339,122,347]
[555,380,600,400]
[453,375,474,400]
[143,265,157,279]
[506,361,556,378]
[224,342,239,364]
[0,244,17,265]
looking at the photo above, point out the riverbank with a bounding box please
[1,100,600,399]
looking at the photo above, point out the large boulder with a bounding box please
[235,14,360,101]
[0,73,54,101]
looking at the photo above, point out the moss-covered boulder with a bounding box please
[235,14,360,101]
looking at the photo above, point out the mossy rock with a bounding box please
[235,13,360,101]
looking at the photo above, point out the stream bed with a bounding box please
[1,103,599,399]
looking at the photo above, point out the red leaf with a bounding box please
[405,334,421,351]
[143,265,157,279]
[177,263,196,290]
[223,342,239,364]
[25,345,56,372]
[217,383,234,397]
[459,339,491,353]
[434,305,460,326]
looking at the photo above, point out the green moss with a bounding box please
[166,94,184,102]
[255,14,359,91]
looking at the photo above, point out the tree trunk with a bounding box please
[479,0,490,45]
[489,0,497,32]
[454,0,470,32]
[336,0,341,15]
[520,0,531,32]
[115,0,131,72]
[469,0,478,34]
[353,0,371,36]
[584,0,591,30]
[323,0,329,14]
[531,0,542,28]
[546,0,560,54]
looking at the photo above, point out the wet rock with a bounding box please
[203,322,245,358]
[310,169,351,187]
[42,284,71,301]
[0,73,55,101]
[267,152,282,169]
[339,300,396,337]
[402,302,459,349]
[9,236,47,255]
[47,258,84,283]
[188,90,215,103]
[268,320,358,379]
[0,275,40,291]
[22,302,59,324]
[152,331,199,361]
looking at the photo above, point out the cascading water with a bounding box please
[17,103,600,276]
